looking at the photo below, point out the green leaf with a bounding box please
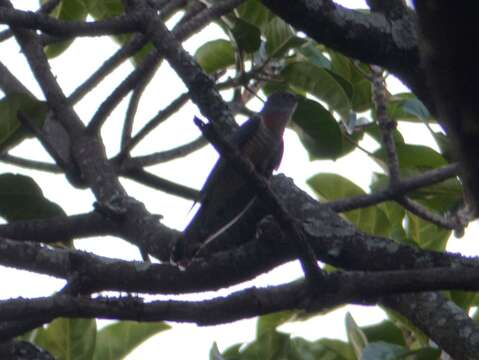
[315,338,356,360]
[44,0,88,58]
[308,173,379,233]
[373,144,447,172]
[93,321,170,360]
[297,42,331,69]
[236,0,273,29]
[351,78,372,112]
[431,131,453,160]
[365,123,405,146]
[240,330,291,360]
[221,343,242,359]
[388,93,434,123]
[282,61,352,119]
[449,290,477,311]
[210,342,226,360]
[377,201,407,242]
[345,313,368,358]
[291,97,343,160]
[287,337,355,360]
[382,308,430,347]
[329,51,372,112]
[402,98,431,121]
[405,212,451,251]
[361,342,408,360]
[329,51,352,81]
[0,93,48,152]
[230,18,261,53]
[85,0,122,20]
[0,173,65,221]
[195,39,235,74]
[362,342,440,360]
[361,320,406,346]
[264,17,302,57]
[34,318,96,360]
[256,311,295,338]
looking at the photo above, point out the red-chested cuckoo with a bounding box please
[171,92,298,264]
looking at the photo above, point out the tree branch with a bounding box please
[261,0,432,109]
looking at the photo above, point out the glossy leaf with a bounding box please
[221,343,242,359]
[388,93,434,123]
[264,17,303,57]
[377,201,407,242]
[361,320,406,346]
[362,341,440,360]
[291,97,343,160]
[373,143,447,171]
[0,93,48,152]
[351,77,373,112]
[93,321,170,360]
[314,338,355,360]
[256,312,295,338]
[329,51,372,112]
[298,42,331,69]
[345,313,368,358]
[365,123,405,146]
[239,330,291,360]
[195,39,235,74]
[44,0,88,58]
[34,318,96,360]
[236,0,273,29]
[402,97,431,121]
[282,61,352,119]
[361,342,409,360]
[308,173,380,233]
[210,342,227,360]
[0,173,65,221]
[86,0,122,20]
[230,18,261,53]
[449,291,477,311]
[405,212,451,251]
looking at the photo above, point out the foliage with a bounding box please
[20,318,169,360]
[0,0,472,359]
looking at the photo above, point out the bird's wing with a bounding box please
[199,117,260,205]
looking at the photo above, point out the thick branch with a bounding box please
[384,292,479,360]
[0,7,139,37]
[0,212,118,243]
[2,267,479,334]
[261,0,432,108]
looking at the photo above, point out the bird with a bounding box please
[171,91,298,265]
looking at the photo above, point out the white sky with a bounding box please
[1,1,478,358]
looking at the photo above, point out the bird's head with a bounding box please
[261,92,298,135]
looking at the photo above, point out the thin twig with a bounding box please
[124,136,207,168]
[122,169,200,201]
[327,163,460,212]
[398,197,460,230]
[119,92,189,157]
[68,35,148,105]
[121,72,154,150]
[0,7,139,37]
[87,0,245,134]
[0,154,61,173]
[88,51,160,131]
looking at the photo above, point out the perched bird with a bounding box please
[171,92,298,264]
